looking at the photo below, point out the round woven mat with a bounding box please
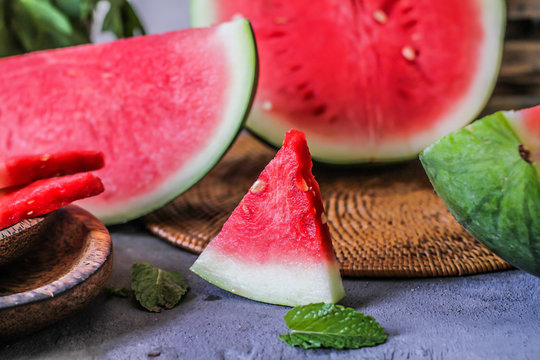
[144,132,511,277]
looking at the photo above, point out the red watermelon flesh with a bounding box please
[190,129,345,306]
[505,105,540,165]
[0,19,257,224]
[0,173,104,230]
[192,0,505,163]
[0,151,104,189]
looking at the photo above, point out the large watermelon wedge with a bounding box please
[192,1,505,163]
[191,129,345,306]
[0,19,257,224]
[420,105,540,278]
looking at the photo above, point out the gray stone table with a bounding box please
[1,222,539,360]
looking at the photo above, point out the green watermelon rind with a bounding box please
[191,0,506,164]
[420,111,540,277]
[92,19,258,224]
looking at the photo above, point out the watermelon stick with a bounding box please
[0,151,105,189]
[0,173,104,230]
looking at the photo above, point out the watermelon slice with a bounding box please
[0,19,257,224]
[0,151,104,189]
[191,0,505,163]
[0,173,104,230]
[420,105,540,277]
[190,129,345,306]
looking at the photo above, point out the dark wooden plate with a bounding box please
[0,216,49,267]
[0,205,113,339]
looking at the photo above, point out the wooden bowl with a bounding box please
[0,205,113,339]
[0,216,51,267]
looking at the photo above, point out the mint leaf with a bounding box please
[102,0,145,38]
[131,262,189,313]
[280,303,387,349]
[104,286,131,298]
[20,0,73,35]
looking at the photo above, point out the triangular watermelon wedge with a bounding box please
[190,129,345,306]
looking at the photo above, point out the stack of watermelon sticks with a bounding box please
[0,151,105,230]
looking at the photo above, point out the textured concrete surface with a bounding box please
[1,223,539,359]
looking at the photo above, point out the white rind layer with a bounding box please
[191,0,506,164]
[190,248,346,306]
[83,19,257,224]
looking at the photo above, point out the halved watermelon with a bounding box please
[0,151,104,189]
[0,19,257,224]
[420,105,540,277]
[0,173,104,230]
[190,129,345,306]
[191,0,505,163]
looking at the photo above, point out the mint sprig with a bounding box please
[131,262,190,313]
[280,303,387,349]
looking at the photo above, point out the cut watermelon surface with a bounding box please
[0,151,104,189]
[0,173,104,230]
[192,0,505,163]
[0,19,257,224]
[191,129,345,306]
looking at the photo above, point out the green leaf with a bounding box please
[279,303,387,349]
[81,0,100,20]
[119,1,145,36]
[0,0,24,56]
[52,0,83,19]
[20,0,73,35]
[131,262,189,313]
[102,0,145,38]
[104,286,131,298]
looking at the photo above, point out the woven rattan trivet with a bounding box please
[144,132,511,277]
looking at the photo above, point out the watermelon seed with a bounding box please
[250,179,266,193]
[373,10,387,24]
[321,212,328,225]
[401,46,416,61]
[303,91,315,101]
[290,65,302,73]
[262,101,273,111]
[40,154,51,162]
[27,200,35,205]
[26,211,34,216]
[519,144,532,164]
[274,17,288,24]
[296,82,309,91]
[268,30,286,38]
[313,105,327,116]
[402,19,418,29]
[297,178,309,192]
